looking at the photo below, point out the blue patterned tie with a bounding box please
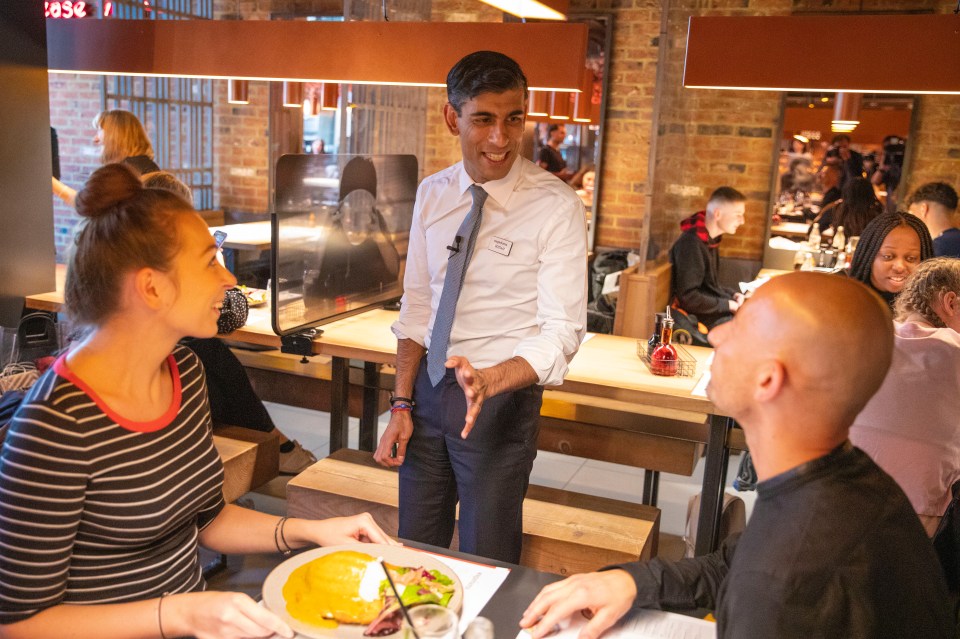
[427,184,488,386]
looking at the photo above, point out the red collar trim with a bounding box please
[54,354,182,433]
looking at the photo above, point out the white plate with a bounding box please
[262,543,463,639]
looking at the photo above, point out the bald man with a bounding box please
[521,273,953,639]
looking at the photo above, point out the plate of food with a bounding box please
[238,285,268,307]
[262,544,463,638]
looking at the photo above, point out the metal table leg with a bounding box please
[694,414,734,556]
[359,362,379,452]
[642,470,660,507]
[329,356,349,453]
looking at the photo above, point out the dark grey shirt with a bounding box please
[614,443,953,638]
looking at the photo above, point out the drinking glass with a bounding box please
[402,604,459,639]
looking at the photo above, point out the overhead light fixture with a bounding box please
[684,14,960,94]
[527,90,549,116]
[227,78,249,104]
[476,0,568,21]
[831,92,861,133]
[320,83,339,111]
[47,19,588,92]
[572,70,593,123]
[282,81,303,108]
[549,91,571,120]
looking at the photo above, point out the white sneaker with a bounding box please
[279,440,318,475]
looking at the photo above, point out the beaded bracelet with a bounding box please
[389,396,415,407]
[274,517,292,556]
[390,403,413,414]
[158,592,170,639]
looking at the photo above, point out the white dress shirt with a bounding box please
[392,157,587,386]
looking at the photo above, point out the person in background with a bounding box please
[373,51,587,564]
[907,182,960,258]
[669,187,746,329]
[824,133,864,188]
[53,109,160,207]
[520,272,953,639]
[537,123,572,180]
[871,135,906,213]
[849,210,934,309]
[850,258,960,536]
[831,176,884,238]
[812,163,842,233]
[0,163,393,639]
[141,170,319,474]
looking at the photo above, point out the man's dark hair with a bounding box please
[547,124,562,135]
[908,182,958,212]
[832,133,852,145]
[446,51,528,116]
[707,186,746,206]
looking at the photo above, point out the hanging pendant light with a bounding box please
[282,81,304,108]
[831,92,861,133]
[477,0,568,21]
[549,91,571,120]
[527,90,549,117]
[320,83,339,111]
[572,70,593,123]
[227,78,249,105]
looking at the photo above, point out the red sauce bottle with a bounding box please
[651,312,678,376]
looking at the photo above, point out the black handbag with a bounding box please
[933,480,960,593]
[217,288,249,334]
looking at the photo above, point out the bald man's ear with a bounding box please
[753,360,785,404]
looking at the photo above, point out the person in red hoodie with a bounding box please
[669,187,746,329]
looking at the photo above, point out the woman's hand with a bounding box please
[288,513,398,548]
[164,591,294,639]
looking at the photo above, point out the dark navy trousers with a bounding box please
[398,359,543,564]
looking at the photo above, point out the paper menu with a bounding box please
[516,608,715,639]
[421,553,511,634]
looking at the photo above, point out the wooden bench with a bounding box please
[287,449,660,576]
[538,390,707,506]
[229,347,391,418]
[212,424,279,503]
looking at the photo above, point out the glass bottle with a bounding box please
[833,225,846,250]
[647,312,666,357]
[651,309,678,377]
[808,224,821,249]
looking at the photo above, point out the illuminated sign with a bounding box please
[45,1,90,18]
[45,1,153,18]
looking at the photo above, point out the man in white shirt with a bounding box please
[373,51,587,563]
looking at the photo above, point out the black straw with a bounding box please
[379,558,420,639]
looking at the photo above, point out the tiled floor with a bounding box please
[259,401,757,542]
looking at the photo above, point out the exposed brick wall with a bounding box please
[213,80,272,215]
[647,0,791,263]
[48,73,102,260]
[904,95,960,198]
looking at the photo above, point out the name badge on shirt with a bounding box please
[488,236,513,256]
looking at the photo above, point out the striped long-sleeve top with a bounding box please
[0,345,225,624]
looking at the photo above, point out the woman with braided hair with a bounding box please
[848,210,934,308]
[850,257,960,535]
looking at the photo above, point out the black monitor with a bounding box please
[270,154,417,336]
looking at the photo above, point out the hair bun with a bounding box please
[75,163,143,219]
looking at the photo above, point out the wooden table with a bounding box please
[770,221,811,239]
[25,288,735,556]
[208,221,272,252]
